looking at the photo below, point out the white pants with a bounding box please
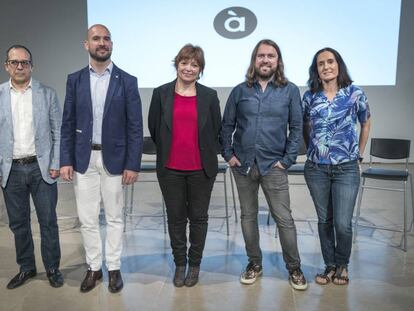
[74,150,124,271]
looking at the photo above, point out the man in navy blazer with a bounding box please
[60,24,143,293]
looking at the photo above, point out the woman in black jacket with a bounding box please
[148,44,221,287]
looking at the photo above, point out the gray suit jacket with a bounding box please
[0,79,62,187]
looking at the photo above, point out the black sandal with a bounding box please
[332,265,349,285]
[315,266,336,285]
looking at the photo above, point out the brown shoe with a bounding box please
[108,270,123,293]
[80,269,102,293]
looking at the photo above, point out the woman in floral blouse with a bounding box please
[303,47,371,285]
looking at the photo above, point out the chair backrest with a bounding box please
[370,138,410,160]
[143,136,157,155]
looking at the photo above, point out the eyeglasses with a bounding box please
[5,60,32,69]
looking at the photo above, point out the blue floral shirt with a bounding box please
[302,84,370,164]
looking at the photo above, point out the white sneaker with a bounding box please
[240,262,263,285]
[289,268,308,290]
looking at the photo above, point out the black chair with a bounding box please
[124,138,237,236]
[123,136,167,233]
[212,160,237,236]
[353,138,413,251]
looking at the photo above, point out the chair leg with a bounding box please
[223,172,230,236]
[229,169,238,222]
[402,181,407,251]
[409,174,414,232]
[162,197,167,234]
[353,177,366,243]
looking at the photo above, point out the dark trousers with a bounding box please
[158,169,215,267]
[232,164,301,272]
[2,162,61,272]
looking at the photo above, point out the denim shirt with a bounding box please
[220,81,303,175]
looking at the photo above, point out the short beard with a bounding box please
[255,66,276,81]
[89,51,111,63]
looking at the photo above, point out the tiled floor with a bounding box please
[0,164,413,311]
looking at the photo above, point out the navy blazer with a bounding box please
[60,64,143,174]
[148,80,221,178]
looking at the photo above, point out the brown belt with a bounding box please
[91,144,102,150]
[12,156,37,165]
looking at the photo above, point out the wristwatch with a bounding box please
[358,157,363,163]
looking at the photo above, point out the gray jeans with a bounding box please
[232,164,301,271]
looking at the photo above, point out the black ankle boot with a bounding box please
[173,266,186,287]
[184,266,200,287]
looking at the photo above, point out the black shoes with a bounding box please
[173,266,200,287]
[80,269,123,293]
[184,266,200,287]
[173,266,186,287]
[47,268,64,288]
[108,270,123,293]
[80,269,102,293]
[7,268,64,289]
[7,269,37,289]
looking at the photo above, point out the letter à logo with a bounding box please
[214,7,257,39]
[224,10,245,33]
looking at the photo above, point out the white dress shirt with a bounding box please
[89,62,113,145]
[10,80,36,159]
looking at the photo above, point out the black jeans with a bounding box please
[158,169,215,267]
[2,162,61,272]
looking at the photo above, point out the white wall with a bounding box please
[1,0,413,161]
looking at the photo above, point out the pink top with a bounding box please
[166,93,202,170]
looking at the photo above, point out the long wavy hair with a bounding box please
[245,39,288,88]
[307,47,353,94]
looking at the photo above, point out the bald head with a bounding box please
[84,24,113,64]
[87,24,111,39]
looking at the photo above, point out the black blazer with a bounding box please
[148,80,221,178]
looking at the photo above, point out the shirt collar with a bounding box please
[253,78,276,90]
[9,78,32,92]
[89,62,113,75]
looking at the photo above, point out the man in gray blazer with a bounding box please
[0,45,63,289]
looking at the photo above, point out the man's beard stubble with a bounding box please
[89,49,112,62]
[255,65,276,81]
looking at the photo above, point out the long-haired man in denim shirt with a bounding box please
[220,39,307,290]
